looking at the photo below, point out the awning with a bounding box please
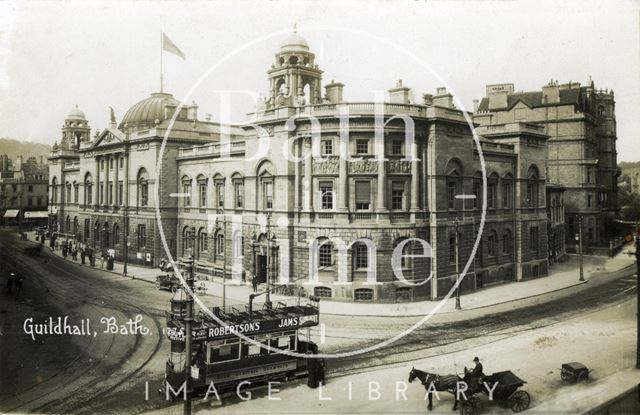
[3,209,19,218]
[24,211,49,219]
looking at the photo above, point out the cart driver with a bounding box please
[471,356,484,378]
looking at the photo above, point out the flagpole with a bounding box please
[160,31,164,93]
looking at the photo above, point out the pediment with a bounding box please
[91,127,125,148]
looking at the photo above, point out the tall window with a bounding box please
[319,242,332,267]
[66,183,71,201]
[391,181,405,210]
[449,235,456,263]
[353,242,368,269]
[472,177,481,209]
[182,178,192,207]
[137,224,146,248]
[487,231,497,256]
[113,224,120,246]
[526,166,539,208]
[118,181,123,205]
[320,181,333,210]
[51,178,58,203]
[263,181,273,210]
[216,233,225,255]
[356,139,369,155]
[138,168,149,207]
[74,183,79,203]
[198,180,207,208]
[355,181,371,210]
[85,176,93,205]
[99,182,104,204]
[391,139,403,155]
[503,229,512,254]
[216,182,225,208]
[84,219,90,241]
[502,178,512,208]
[198,229,208,257]
[108,183,113,205]
[487,175,498,208]
[529,227,539,253]
[234,182,244,208]
[322,139,333,156]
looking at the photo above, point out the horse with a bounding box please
[408,367,462,411]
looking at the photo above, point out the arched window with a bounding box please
[503,228,513,254]
[231,172,244,209]
[257,162,275,210]
[84,173,93,205]
[216,232,225,256]
[487,173,499,209]
[84,219,90,241]
[137,168,149,207]
[181,175,192,207]
[487,230,498,256]
[502,173,513,208]
[318,240,333,268]
[197,228,208,259]
[196,175,207,208]
[526,165,540,208]
[113,224,120,246]
[445,159,463,210]
[73,181,79,203]
[66,181,71,202]
[353,241,369,269]
[182,226,194,256]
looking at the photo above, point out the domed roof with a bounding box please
[67,105,86,120]
[280,31,309,52]
[119,92,181,128]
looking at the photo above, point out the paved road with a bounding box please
[0,228,636,414]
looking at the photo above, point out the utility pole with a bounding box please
[579,214,584,282]
[183,255,195,415]
[123,207,128,278]
[455,220,461,310]
[266,211,272,305]
[635,223,640,369]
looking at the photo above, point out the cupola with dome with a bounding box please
[60,105,90,150]
[119,92,198,130]
[266,27,323,109]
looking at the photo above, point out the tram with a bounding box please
[163,294,323,397]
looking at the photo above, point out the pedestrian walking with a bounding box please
[80,247,86,265]
[6,273,15,294]
[252,275,258,293]
[72,246,78,261]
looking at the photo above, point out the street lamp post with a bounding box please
[578,214,584,282]
[217,208,227,309]
[123,207,129,278]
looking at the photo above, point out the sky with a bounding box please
[0,0,639,161]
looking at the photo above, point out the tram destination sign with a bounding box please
[166,313,319,342]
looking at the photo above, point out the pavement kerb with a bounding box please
[42,238,635,318]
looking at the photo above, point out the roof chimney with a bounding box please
[473,99,479,113]
[388,79,411,104]
[432,87,454,108]
[541,80,560,104]
[325,80,345,104]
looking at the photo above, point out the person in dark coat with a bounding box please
[6,273,15,294]
[80,248,86,265]
[252,275,258,293]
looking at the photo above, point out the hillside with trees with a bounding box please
[0,138,51,162]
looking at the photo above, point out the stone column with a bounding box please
[410,142,419,211]
[94,157,100,206]
[303,138,313,211]
[376,157,387,211]
[114,155,119,206]
[104,156,109,205]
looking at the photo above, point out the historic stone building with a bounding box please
[174,33,550,302]
[474,81,619,253]
[0,154,48,224]
[49,32,564,302]
[48,98,240,266]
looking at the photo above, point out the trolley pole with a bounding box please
[183,255,195,415]
[579,214,584,282]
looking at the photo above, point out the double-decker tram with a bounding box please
[163,294,324,397]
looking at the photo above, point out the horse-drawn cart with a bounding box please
[460,370,530,415]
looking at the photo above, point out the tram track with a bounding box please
[0,233,167,414]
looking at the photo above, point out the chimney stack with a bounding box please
[433,87,454,108]
[473,99,479,113]
[325,80,345,104]
[388,79,411,104]
[541,80,560,104]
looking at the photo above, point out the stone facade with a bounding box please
[474,81,619,252]
[0,154,48,223]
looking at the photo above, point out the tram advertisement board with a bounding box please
[166,312,319,342]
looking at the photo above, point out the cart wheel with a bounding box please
[560,370,573,382]
[577,370,589,382]
[171,285,177,293]
[460,399,479,415]
[510,390,531,413]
